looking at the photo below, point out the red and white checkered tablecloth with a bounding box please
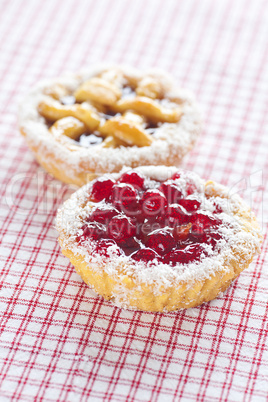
[0,0,268,400]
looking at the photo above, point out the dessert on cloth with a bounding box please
[56,166,262,312]
[18,65,201,186]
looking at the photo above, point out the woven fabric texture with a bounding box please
[0,0,267,401]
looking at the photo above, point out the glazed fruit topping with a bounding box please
[163,244,204,266]
[166,203,188,226]
[119,171,145,190]
[146,229,176,255]
[78,222,106,242]
[88,205,118,223]
[131,248,160,262]
[78,170,226,265]
[190,212,221,232]
[179,197,201,212]
[107,215,136,244]
[93,239,121,257]
[141,189,168,218]
[111,183,139,215]
[159,181,182,204]
[90,176,115,202]
[173,223,192,242]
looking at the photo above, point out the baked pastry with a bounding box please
[18,65,201,186]
[56,166,262,311]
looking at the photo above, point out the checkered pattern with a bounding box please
[0,0,267,400]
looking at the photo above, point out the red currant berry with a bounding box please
[163,244,204,265]
[159,181,182,204]
[138,220,164,243]
[107,215,136,243]
[120,237,140,253]
[90,177,115,202]
[146,229,176,255]
[179,197,201,213]
[111,183,139,215]
[141,189,168,219]
[190,212,221,232]
[87,205,118,224]
[119,171,145,190]
[94,239,121,257]
[131,248,160,262]
[166,204,188,227]
[78,222,106,243]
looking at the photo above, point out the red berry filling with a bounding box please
[119,171,145,190]
[78,222,106,243]
[94,239,122,257]
[141,189,168,219]
[88,205,118,223]
[111,183,140,215]
[190,212,221,232]
[173,223,192,242]
[146,229,176,255]
[107,215,136,244]
[77,170,226,265]
[179,197,201,212]
[166,203,188,227]
[131,248,160,262]
[163,244,204,266]
[159,181,182,204]
[90,177,115,202]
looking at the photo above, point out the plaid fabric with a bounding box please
[0,0,267,400]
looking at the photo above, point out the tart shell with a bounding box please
[18,65,202,187]
[59,247,247,311]
[56,166,262,312]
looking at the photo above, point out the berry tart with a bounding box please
[19,65,201,186]
[56,166,262,311]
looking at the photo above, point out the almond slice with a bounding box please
[114,96,182,123]
[49,117,86,140]
[99,116,153,147]
[74,77,121,106]
[38,99,100,131]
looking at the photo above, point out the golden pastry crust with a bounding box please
[18,64,201,187]
[56,166,262,312]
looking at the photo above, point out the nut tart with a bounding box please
[56,166,262,311]
[19,65,201,186]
